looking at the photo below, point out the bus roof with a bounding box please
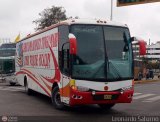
[19,19,128,42]
[62,19,128,27]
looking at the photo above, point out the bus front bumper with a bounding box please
[69,89,134,106]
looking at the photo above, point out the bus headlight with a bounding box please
[121,85,133,91]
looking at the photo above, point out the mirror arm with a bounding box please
[61,42,69,51]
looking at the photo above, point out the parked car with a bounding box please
[4,73,18,86]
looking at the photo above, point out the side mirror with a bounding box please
[131,37,136,42]
[69,33,77,55]
[139,40,146,55]
[132,37,146,55]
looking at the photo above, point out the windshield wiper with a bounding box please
[108,61,122,80]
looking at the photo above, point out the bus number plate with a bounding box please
[104,95,112,100]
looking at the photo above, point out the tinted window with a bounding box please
[58,25,69,74]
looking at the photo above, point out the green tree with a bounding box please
[33,6,67,31]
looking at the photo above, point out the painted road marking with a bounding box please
[0,89,22,92]
[0,86,24,92]
[133,94,155,100]
[143,96,160,102]
[133,93,142,96]
[9,87,24,90]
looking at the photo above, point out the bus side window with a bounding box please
[62,44,70,75]
[58,25,69,75]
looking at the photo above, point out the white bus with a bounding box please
[16,19,145,109]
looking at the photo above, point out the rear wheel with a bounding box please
[24,80,32,95]
[51,86,64,110]
[98,104,115,110]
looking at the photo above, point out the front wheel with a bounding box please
[98,104,115,110]
[51,86,64,110]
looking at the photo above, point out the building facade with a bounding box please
[146,41,160,61]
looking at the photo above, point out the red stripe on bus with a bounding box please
[42,46,61,83]
[16,71,51,96]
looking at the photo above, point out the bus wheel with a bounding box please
[98,104,115,110]
[10,82,16,86]
[51,86,64,110]
[24,81,32,95]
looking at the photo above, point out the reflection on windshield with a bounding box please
[104,27,130,60]
[104,26,132,80]
[71,25,105,65]
[71,25,133,81]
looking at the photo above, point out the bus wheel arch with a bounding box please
[24,75,32,95]
[51,83,64,109]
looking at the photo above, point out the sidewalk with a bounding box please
[134,75,160,84]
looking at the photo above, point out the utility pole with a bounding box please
[149,38,151,45]
[110,0,113,21]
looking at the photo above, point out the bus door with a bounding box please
[58,25,71,103]
[61,43,70,103]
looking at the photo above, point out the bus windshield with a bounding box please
[0,48,16,57]
[0,45,16,74]
[70,25,133,81]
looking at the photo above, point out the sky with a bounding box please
[0,0,160,44]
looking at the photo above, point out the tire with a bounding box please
[24,81,32,95]
[51,86,64,110]
[98,104,115,110]
[10,82,16,86]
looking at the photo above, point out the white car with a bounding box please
[4,73,18,86]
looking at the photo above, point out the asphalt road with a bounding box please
[0,81,160,122]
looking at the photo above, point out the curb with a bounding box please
[134,79,160,84]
